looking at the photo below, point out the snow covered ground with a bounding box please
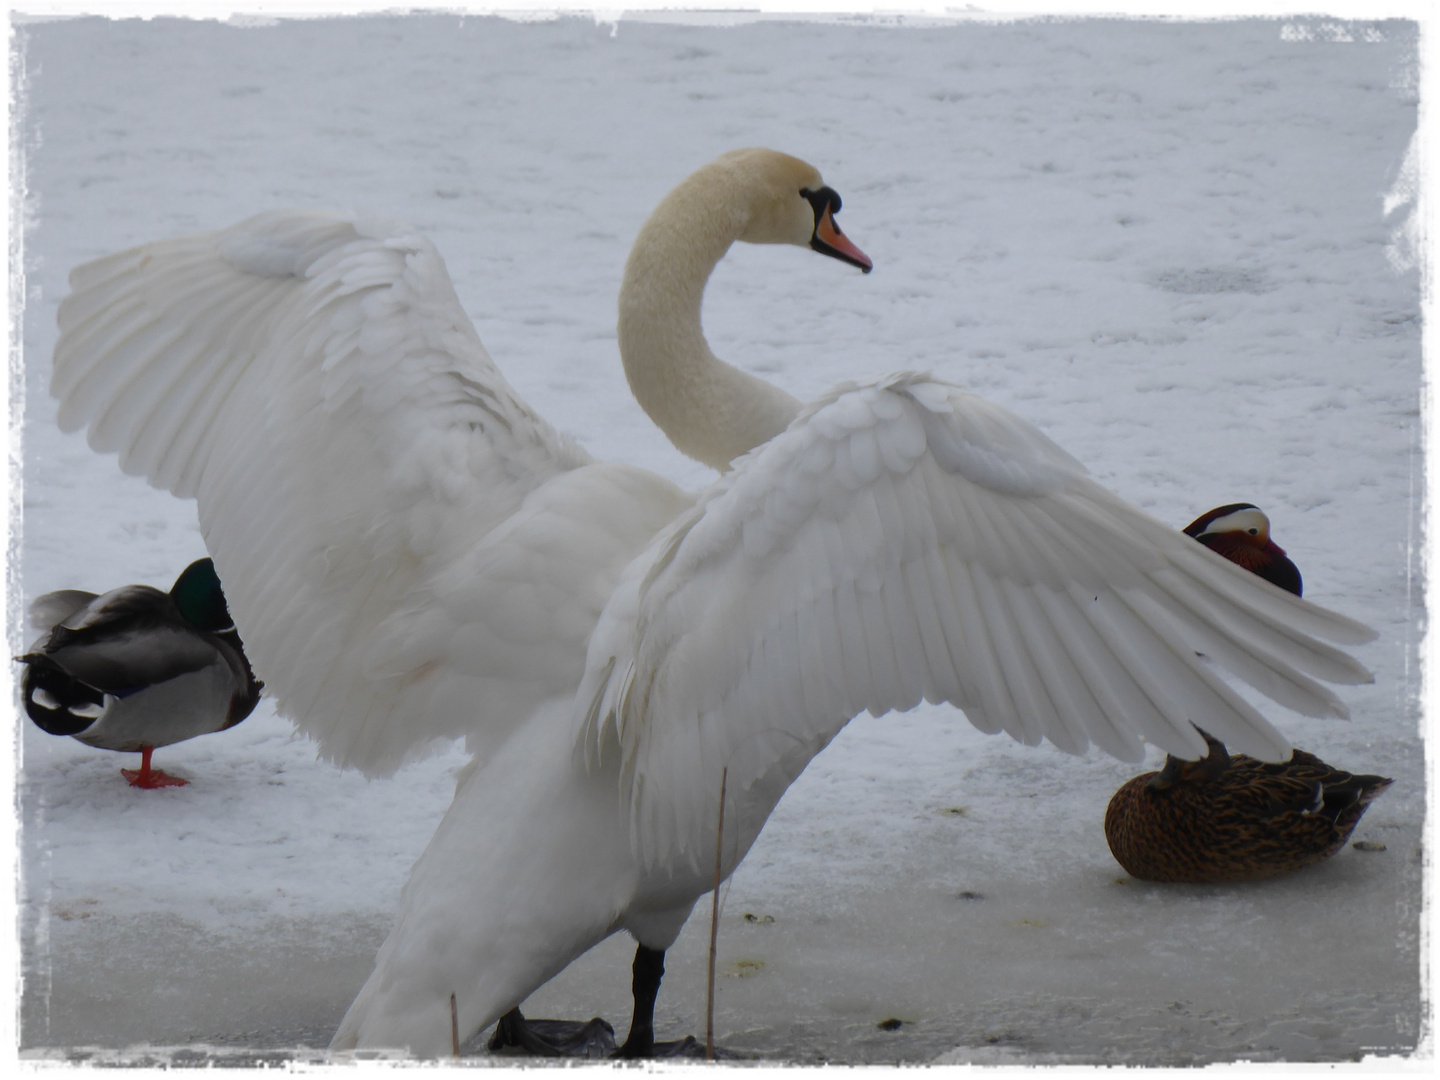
[10,11,1425,1066]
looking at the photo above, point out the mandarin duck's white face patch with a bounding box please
[1197,506,1271,543]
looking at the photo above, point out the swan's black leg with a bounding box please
[615,945,664,1057]
[616,945,700,1059]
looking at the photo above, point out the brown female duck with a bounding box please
[1105,730,1392,882]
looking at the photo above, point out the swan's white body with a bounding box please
[49,149,1375,1057]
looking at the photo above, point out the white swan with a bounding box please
[49,149,1375,1058]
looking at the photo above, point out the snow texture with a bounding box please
[9,11,1425,1067]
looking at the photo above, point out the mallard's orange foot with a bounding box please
[122,766,189,789]
[1105,729,1392,883]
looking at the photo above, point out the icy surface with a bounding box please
[10,13,1424,1066]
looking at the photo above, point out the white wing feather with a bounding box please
[27,590,100,634]
[577,374,1375,870]
[52,210,619,774]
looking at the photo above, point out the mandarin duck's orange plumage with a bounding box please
[1103,505,1389,883]
[1182,502,1303,596]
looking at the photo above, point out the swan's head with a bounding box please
[619,148,873,471]
[711,148,872,272]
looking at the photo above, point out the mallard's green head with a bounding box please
[169,558,235,634]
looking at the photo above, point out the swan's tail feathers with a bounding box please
[329,983,449,1061]
[574,377,1376,869]
[329,992,371,1055]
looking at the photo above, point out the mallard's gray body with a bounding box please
[18,560,262,772]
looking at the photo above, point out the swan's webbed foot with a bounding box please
[617,1033,702,1059]
[487,1007,616,1058]
[488,945,710,1060]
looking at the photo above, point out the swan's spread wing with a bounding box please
[363,462,694,764]
[578,373,1375,868]
[52,210,593,773]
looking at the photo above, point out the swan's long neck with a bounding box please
[618,172,801,472]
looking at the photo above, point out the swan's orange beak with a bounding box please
[811,205,872,273]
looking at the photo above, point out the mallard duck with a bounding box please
[49,152,1374,1057]
[17,558,263,789]
[1105,729,1392,882]
[1104,506,1389,882]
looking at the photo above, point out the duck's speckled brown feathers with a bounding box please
[1104,733,1392,883]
